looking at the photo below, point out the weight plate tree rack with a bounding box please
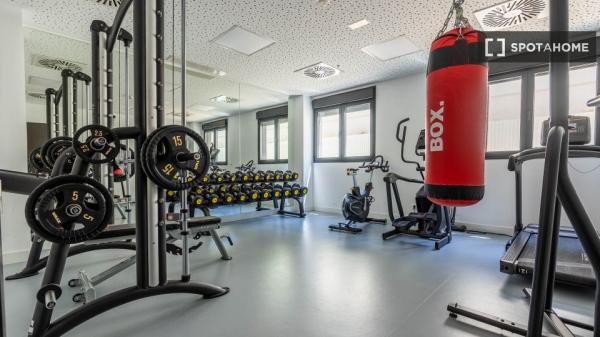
[447,1,600,336]
[25,1,229,336]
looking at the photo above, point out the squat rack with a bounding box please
[26,0,229,336]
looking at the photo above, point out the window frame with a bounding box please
[486,62,599,160]
[313,98,376,163]
[258,116,288,164]
[203,125,228,165]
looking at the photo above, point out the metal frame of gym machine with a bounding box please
[447,1,600,336]
[26,0,229,336]
[6,28,134,282]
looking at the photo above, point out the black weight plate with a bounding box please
[25,175,113,244]
[40,137,73,170]
[140,126,169,187]
[142,125,210,190]
[73,125,121,164]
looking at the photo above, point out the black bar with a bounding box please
[45,89,55,138]
[61,70,72,136]
[106,0,133,53]
[72,76,78,134]
[29,243,70,337]
[596,56,600,146]
[113,126,140,140]
[515,168,523,232]
[91,21,107,182]
[106,44,115,197]
[44,281,228,337]
[527,126,564,337]
[0,169,46,194]
[155,0,167,286]
[558,169,600,334]
[133,0,149,288]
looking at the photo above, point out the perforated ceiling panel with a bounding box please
[15,0,600,96]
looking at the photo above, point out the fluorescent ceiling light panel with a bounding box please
[211,25,276,56]
[362,35,420,61]
[349,19,370,30]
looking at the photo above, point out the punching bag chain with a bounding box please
[435,0,471,39]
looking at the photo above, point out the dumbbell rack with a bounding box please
[167,174,308,218]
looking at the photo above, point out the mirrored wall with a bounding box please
[23,27,292,219]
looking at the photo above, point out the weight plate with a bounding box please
[29,147,46,172]
[25,175,113,244]
[40,137,73,170]
[73,125,121,164]
[142,125,210,190]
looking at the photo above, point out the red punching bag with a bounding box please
[425,27,488,207]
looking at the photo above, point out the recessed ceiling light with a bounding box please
[349,19,370,30]
[211,25,275,56]
[209,95,239,104]
[361,35,420,61]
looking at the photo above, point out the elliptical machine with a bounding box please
[329,155,389,234]
[381,118,458,250]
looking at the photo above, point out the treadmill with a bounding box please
[500,144,600,287]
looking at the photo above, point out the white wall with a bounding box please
[0,3,31,263]
[312,72,600,234]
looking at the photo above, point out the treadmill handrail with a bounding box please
[508,145,600,171]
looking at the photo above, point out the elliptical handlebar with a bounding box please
[396,118,425,179]
[360,155,390,173]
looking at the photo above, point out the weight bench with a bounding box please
[67,216,232,304]
[7,216,232,281]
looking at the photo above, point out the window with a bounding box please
[203,120,227,164]
[487,77,522,153]
[258,114,288,164]
[313,87,375,162]
[486,62,599,159]
[533,64,597,147]
[257,105,288,163]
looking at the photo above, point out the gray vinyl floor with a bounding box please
[3,212,595,337]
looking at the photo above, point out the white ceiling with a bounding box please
[11,0,600,99]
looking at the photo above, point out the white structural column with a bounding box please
[287,95,314,211]
[0,2,30,263]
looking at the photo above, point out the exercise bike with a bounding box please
[329,155,389,234]
[381,118,460,250]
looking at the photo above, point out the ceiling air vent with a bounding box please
[295,62,340,79]
[28,92,46,100]
[32,55,83,72]
[95,0,122,7]
[474,0,548,31]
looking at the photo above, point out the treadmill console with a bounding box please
[541,115,591,145]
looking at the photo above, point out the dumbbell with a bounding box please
[191,195,206,207]
[200,175,210,185]
[209,172,224,184]
[218,191,235,205]
[234,171,250,183]
[252,171,265,182]
[243,188,260,202]
[232,191,248,203]
[271,185,283,199]
[301,186,309,196]
[263,171,275,181]
[281,186,292,198]
[259,189,272,201]
[217,185,230,194]
[290,183,302,197]
[203,193,220,206]
[221,171,235,183]
[166,190,179,202]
